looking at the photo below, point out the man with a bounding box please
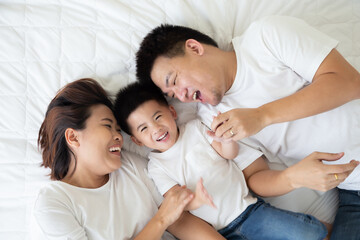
[136,16,360,238]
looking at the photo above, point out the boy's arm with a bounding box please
[211,137,239,160]
[243,152,358,196]
[167,211,225,240]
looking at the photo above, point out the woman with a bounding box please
[34,78,224,239]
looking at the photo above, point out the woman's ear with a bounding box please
[131,135,144,146]
[185,39,204,56]
[65,128,80,147]
[169,105,178,120]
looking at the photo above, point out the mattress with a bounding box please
[0,0,359,239]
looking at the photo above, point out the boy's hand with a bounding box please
[206,130,233,143]
[192,178,216,209]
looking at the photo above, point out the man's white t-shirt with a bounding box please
[199,15,360,191]
[198,16,360,223]
[34,150,175,240]
[148,119,260,230]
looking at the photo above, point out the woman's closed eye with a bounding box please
[140,126,147,132]
[155,115,162,120]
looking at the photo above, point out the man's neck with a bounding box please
[224,50,237,92]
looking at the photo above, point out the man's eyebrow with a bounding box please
[165,73,170,88]
[101,118,113,123]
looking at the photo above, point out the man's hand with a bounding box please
[286,152,359,191]
[211,108,267,141]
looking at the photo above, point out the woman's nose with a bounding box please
[114,131,123,144]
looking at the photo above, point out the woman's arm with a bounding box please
[134,185,194,240]
[134,185,223,240]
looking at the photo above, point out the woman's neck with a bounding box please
[61,163,110,188]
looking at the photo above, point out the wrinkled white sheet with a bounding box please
[0,0,359,239]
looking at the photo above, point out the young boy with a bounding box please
[114,82,328,239]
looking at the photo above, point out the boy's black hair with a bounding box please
[136,24,218,87]
[114,82,169,135]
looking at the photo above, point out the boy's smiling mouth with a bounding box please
[156,132,168,141]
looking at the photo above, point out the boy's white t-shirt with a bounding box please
[34,151,175,240]
[198,15,360,191]
[148,119,260,230]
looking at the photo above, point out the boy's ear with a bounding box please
[169,105,177,120]
[185,39,204,56]
[65,128,80,147]
[131,135,144,146]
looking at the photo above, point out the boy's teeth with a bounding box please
[157,132,167,141]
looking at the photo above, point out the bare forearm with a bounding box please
[259,49,360,126]
[168,212,225,240]
[211,140,239,160]
[220,141,239,160]
[133,214,167,240]
[247,169,295,197]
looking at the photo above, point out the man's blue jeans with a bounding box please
[331,188,360,240]
[218,199,327,240]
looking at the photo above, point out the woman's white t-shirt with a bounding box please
[34,150,175,240]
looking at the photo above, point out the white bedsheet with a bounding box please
[0,0,359,239]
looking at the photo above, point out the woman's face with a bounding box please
[76,104,123,176]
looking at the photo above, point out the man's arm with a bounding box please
[212,49,360,140]
[243,152,359,196]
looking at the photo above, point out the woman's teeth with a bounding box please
[109,147,121,152]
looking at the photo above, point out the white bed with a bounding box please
[0,0,359,239]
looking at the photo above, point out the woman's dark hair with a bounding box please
[114,82,168,135]
[136,24,218,86]
[38,78,112,180]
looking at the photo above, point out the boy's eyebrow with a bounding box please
[136,111,161,132]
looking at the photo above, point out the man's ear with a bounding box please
[65,128,80,147]
[185,39,204,56]
[169,105,178,120]
[131,135,144,146]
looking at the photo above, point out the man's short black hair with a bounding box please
[136,24,218,87]
[114,82,169,135]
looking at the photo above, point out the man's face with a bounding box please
[150,51,224,106]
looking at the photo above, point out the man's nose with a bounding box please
[173,87,187,102]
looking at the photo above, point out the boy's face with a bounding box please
[128,100,178,152]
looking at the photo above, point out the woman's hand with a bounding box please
[157,185,194,227]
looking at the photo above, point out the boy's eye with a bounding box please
[104,124,111,128]
[140,126,147,132]
[155,115,162,120]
